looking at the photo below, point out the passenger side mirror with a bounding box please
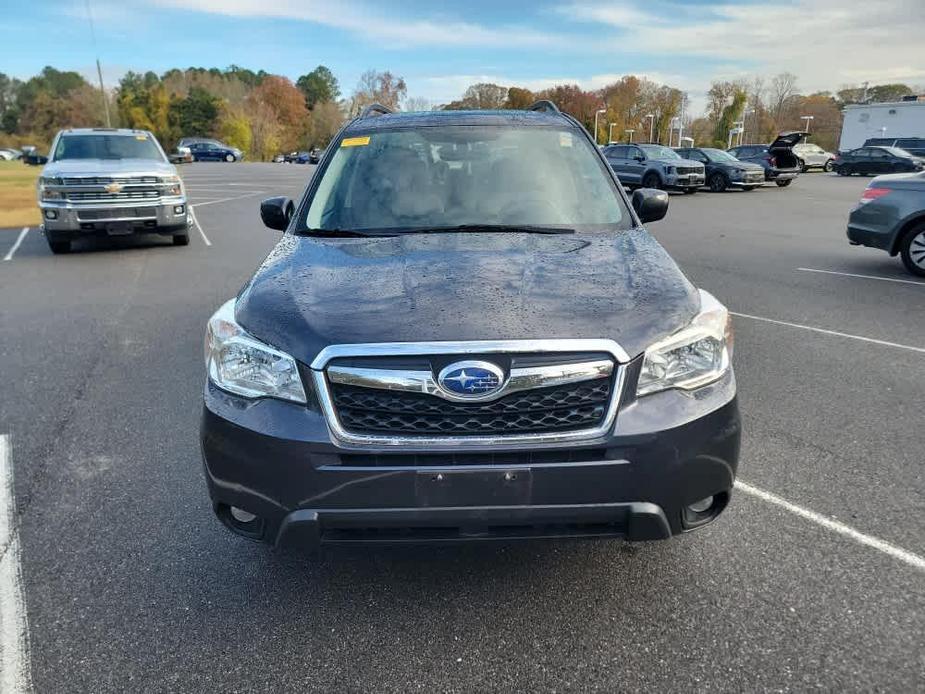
[632,188,669,224]
[260,196,294,231]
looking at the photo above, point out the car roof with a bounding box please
[60,128,149,136]
[342,109,573,134]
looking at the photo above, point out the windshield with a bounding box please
[53,133,164,161]
[702,148,739,163]
[302,125,629,232]
[638,144,681,160]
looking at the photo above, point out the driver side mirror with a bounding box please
[634,155,645,162]
[260,196,294,231]
[632,188,669,224]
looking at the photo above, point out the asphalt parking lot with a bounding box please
[0,163,923,692]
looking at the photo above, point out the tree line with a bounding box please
[0,64,918,158]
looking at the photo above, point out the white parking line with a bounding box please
[736,480,925,573]
[0,435,33,693]
[731,312,925,354]
[188,208,211,247]
[2,228,29,262]
[797,267,925,286]
[191,191,266,208]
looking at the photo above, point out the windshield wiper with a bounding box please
[413,224,575,235]
[300,228,395,238]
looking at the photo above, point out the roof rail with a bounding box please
[359,103,394,118]
[527,100,560,114]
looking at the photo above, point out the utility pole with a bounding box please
[593,108,606,145]
[608,123,616,144]
[644,113,654,143]
[625,129,635,143]
[800,115,814,135]
[85,0,111,127]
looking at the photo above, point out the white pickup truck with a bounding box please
[37,128,190,254]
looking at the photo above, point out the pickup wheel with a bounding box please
[641,172,661,189]
[707,173,727,192]
[48,240,70,254]
[775,178,793,187]
[899,224,925,277]
[173,233,190,246]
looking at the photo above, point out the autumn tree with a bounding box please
[713,89,747,148]
[349,70,407,115]
[305,100,345,148]
[504,87,535,109]
[248,75,308,150]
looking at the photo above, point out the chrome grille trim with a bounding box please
[310,339,630,449]
[327,359,613,404]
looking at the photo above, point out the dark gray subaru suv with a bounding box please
[200,103,741,550]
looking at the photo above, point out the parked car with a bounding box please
[37,128,190,253]
[603,143,705,193]
[674,147,765,192]
[272,153,286,163]
[847,171,925,276]
[833,146,925,176]
[862,137,925,157]
[185,139,242,162]
[792,142,836,172]
[20,145,48,166]
[169,144,193,164]
[728,132,806,186]
[0,148,21,161]
[200,104,740,551]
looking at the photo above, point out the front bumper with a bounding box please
[201,366,741,550]
[40,199,189,239]
[665,173,705,189]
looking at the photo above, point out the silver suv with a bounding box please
[37,128,190,254]
[604,143,705,193]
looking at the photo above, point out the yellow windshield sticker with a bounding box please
[135,135,148,141]
[559,132,573,147]
[341,136,370,148]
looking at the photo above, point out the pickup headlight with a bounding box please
[160,174,183,196]
[636,290,733,397]
[38,176,63,201]
[204,299,308,404]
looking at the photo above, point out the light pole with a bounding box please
[593,108,606,145]
[644,113,654,143]
[800,115,814,135]
[741,109,754,146]
[625,128,635,143]
[608,123,616,144]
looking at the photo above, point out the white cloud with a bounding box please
[151,0,565,48]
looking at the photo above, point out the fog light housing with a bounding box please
[174,204,185,215]
[681,491,729,530]
[44,209,58,220]
[689,496,713,513]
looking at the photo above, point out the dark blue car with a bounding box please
[186,140,242,162]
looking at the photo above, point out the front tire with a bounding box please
[224,153,235,162]
[776,178,793,187]
[708,173,727,192]
[48,240,70,254]
[900,224,925,277]
[173,233,190,246]
[824,159,834,172]
[798,159,807,173]
[641,172,661,189]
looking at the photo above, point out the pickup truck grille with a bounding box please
[76,207,158,220]
[61,176,159,186]
[66,190,160,202]
[328,365,615,437]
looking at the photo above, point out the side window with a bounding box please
[628,147,644,160]
[868,149,888,159]
[853,149,870,158]
[690,150,708,163]
[610,146,628,158]
[896,139,921,149]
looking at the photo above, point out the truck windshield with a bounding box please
[302,126,630,233]
[53,134,164,161]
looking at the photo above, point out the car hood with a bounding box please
[41,158,177,177]
[870,171,925,187]
[657,157,703,168]
[769,131,808,151]
[721,161,764,172]
[235,230,700,365]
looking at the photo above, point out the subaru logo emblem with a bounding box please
[437,361,504,398]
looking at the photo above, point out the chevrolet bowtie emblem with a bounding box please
[104,182,123,194]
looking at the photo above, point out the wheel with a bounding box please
[775,179,793,187]
[48,240,70,254]
[172,233,190,246]
[798,159,807,173]
[899,224,925,277]
[224,153,235,162]
[837,165,850,176]
[684,187,698,194]
[824,159,834,172]
[641,172,661,189]
[707,173,727,192]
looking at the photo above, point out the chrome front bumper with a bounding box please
[39,198,189,232]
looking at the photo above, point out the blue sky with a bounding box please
[3,0,923,114]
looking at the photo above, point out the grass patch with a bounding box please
[0,161,41,228]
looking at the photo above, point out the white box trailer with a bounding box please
[839,100,925,151]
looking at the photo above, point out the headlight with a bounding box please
[728,168,744,180]
[38,176,63,200]
[636,289,733,397]
[160,174,183,196]
[204,299,308,404]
